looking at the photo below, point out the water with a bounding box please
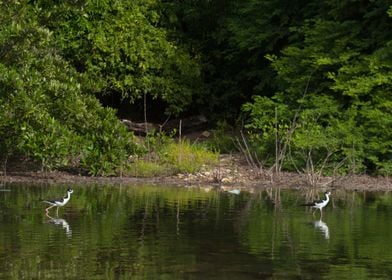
[0,184,391,279]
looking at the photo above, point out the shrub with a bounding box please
[0,4,137,175]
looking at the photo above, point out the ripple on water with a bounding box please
[2,186,392,279]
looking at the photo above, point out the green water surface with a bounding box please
[0,184,391,279]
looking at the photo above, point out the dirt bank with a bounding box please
[1,154,391,192]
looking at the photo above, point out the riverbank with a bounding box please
[1,154,391,191]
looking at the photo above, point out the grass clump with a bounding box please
[159,140,219,174]
[126,160,174,177]
[127,135,219,177]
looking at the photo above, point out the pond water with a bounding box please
[0,184,391,279]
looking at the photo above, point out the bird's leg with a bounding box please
[45,205,55,213]
[56,206,59,216]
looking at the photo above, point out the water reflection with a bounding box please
[227,189,241,195]
[221,186,241,195]
[313,219,329,240]
[2,185,392,279]
[45,212,72,237]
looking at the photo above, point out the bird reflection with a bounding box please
[227,189,241,195]
[313,219,329,240]
[46,212,72,237]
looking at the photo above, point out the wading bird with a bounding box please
[43,188,73,216]
[302,191,331,218]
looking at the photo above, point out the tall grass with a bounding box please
[128,138,219,177]
[160,140,219,173]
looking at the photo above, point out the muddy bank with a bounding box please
[1,154,391,192]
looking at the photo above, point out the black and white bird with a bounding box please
[302,191,331,218]
[42,188,73,215]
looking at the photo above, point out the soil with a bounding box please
[1,154,391,192]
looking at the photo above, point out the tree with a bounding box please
[165,0,320,120]
[34,0,202,116]
[242,1,392,176]
[0,0,137,175]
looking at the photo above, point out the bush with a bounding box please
[0,4,137,175]
[203,121,238,153]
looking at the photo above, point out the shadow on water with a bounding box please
[0,184,392,279]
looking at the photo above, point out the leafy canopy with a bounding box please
[34,0,202,115]
[0,1,137,175]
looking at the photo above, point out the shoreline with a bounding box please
[1,154,391,191]
[1,168,391,192]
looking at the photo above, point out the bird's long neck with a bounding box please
[324,193,330,202]
[64,191,71,200]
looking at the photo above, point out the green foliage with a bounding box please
[242,96,292,166]
[0,1,137,175]
[164,0,322,120]
[201,121,238,153]
[127,160,174,177]
[1,0,391,178]
[159,140,218,174]
[34,0,202,115]
[78,104,137,176]
[242,2,392,176]
[330,41,392,174]
[127,133,218,176]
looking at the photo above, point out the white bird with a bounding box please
[302,191,331,218]
[42,188,73,215]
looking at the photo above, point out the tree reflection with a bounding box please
[3,185,392,279]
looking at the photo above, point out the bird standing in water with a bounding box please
[302,191,331,218]
[43,188,73,216]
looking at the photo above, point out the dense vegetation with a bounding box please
[0,0,391,178]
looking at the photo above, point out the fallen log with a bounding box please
[122,115,208,136]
